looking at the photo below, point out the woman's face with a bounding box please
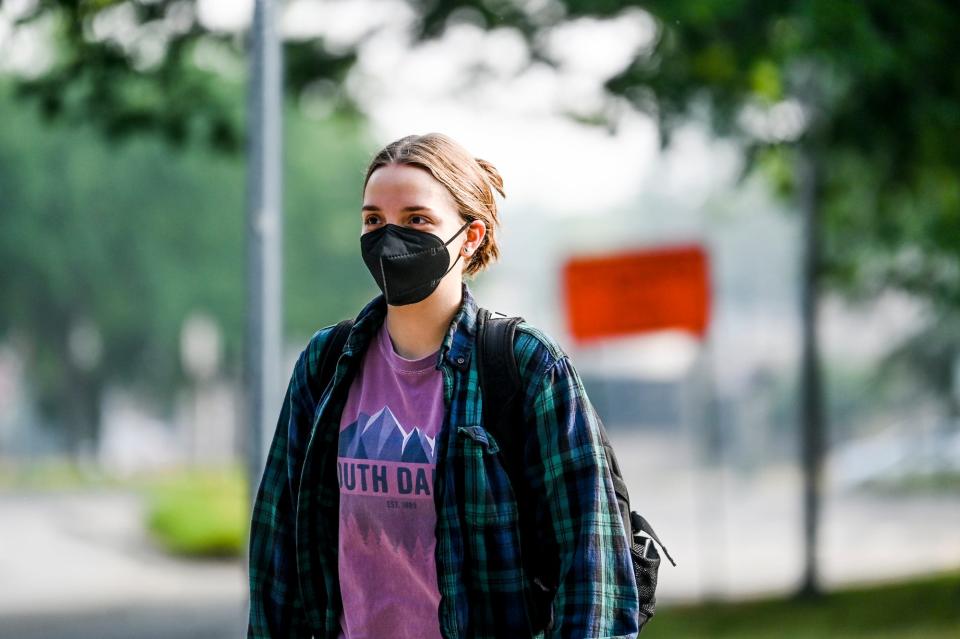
[361,163,483,269]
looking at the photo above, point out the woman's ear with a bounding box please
[465,220,485,255]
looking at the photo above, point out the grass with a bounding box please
[643,569,960,638]
[142,463,249,557]
[860,470,960,496]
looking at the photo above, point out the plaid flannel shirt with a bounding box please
[247,281,639,638]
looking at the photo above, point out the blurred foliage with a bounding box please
[872,313,960,420]
[4,1,960,443]
[427,0,960,416]
[644,568,960,638]
[5,2,958,311]
[0,76,378,449]
[595,1,960,317]
[143,462,247,557]
[4,0,359,153]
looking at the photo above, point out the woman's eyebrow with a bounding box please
[361,205,434,213]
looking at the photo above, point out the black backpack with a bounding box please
[474,308,676,633]
[317,308,676,634]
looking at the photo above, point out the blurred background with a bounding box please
[1,1,958,637]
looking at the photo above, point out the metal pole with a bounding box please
[695,329,726,601]
[245,0,284,521]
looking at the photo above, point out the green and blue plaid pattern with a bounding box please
[248,281,640,638]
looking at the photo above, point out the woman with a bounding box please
[247,133,640,638]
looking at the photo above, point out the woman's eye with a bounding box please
[410,215,428,225]
[364,215,379,225]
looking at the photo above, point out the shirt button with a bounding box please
[456,356,465,364]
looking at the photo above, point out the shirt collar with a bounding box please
[341,280,478,372]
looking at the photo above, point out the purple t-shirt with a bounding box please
[335,322,445,639]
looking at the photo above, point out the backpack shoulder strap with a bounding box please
[476,307,525,477]
[317,319,354,396]
[477,307,565,627]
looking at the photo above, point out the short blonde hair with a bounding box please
[362,132,506,277]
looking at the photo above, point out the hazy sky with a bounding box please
[192,0,736,215]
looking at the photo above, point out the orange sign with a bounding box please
[561,243,711,343]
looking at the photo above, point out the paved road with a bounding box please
[0,489,246,638]
[2,602,246,639]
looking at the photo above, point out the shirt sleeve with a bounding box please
[247,346,316,639]
[522,354,640,639]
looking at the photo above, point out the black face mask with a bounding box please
[360,219,472,306]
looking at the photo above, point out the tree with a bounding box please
[8,1,957,308]
[0,78,374,456]
[4,0,359,153]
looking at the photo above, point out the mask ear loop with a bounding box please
[439,219,473,278]
[442,219,474,247]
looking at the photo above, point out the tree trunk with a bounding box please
[797,141,826,598]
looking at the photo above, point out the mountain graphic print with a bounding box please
[338,406,438,464]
